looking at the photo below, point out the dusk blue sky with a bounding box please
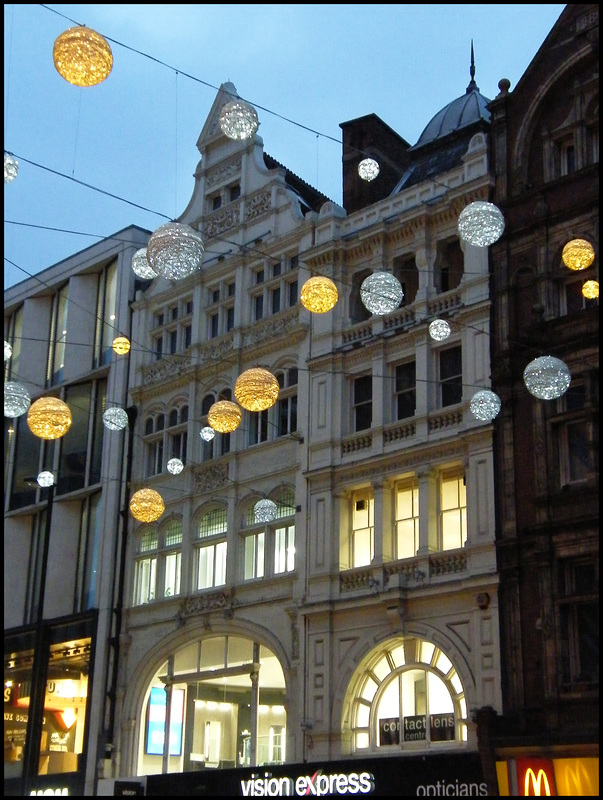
[4,4,566,290]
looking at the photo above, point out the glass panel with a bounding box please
[58,383,92,494]
[164,552,181,597]
[89,379,106,485]
[4,635,35,781]
[376,678,400,746]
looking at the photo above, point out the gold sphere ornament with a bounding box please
[27,396,72,440]
[562,239,595,271]
[234,368,280,412]
[130,488,165,523]
[112,336,131,355]
[300,276,338,313]
[53,26,113,87]
[207,400,242,433]
[582,280,599,299]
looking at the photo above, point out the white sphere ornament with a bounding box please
[358,158,380,182]
[147,222,204,280]
[167,457,184,475]
[4,340,13,361]
[219,99,259,140]
[37,471,55,488]
[523,355,571,400]
[131,247,157,280]
[470,390,501,421]
[4,152,18,183]
[4,382,31,418]
[200,426,216,442]
[429,319,451,341]
[458,201,505,247]
[360,271,404,315]
[254,499,278,524]
[103,407,129,431]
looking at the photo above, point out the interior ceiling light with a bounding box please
[129,488,165,523]
[469,389,501,422]
[4,152,18,183]
[234,368,280,412]
[37,471,55,488]
[131,247,157,280]
[582,280,599,299]
[457,201,505,247]
[523,355,571,400]
[207,400,242,433]
[254,499,278,524]
[4,340,12,361]
[200,426,216,442]
[102,407,128,431]
[53,26,113,87]
[4,382,31,418]
[360,271,404,315]
[147,222,204,280]
[167,458,184,475]
[112,336,131,355]
[27,397,72,439]
[562,239,595,271]
[219,99,259,140]
[300,276,338,313]
[429,319,451,341]
[358,158,380,182]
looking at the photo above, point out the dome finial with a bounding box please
[467,39,479,94]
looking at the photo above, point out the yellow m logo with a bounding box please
[524,768,552,796]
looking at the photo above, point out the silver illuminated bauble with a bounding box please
[429,319,451,341]
[219,99,259,140]
[358,158,380,182]
[470,390,501,421]
[254,498,277,524]
[103,407,129,430]
[458,201,505,247]
[4,340,12,361]
[4,382,31,418]
[131,247,157,280]
[200,426,216,442]
[360,271,404,315]
[147,222,204,280]
[523,355,571,400]
[37,471,55,488]
[4,152,18,183]
[167,457,184,475]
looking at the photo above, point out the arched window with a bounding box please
[241,488,296,581]
[132,520,183,605]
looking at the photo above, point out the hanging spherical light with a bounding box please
[469,389,501,421]
[429,319,451,341]
[458,201,505,247]
[27,396,72,439]
[102,407,129,431]
[146,222,204,280]
[53,26,113,87]
[4,382,31,418]
[360,271,404,315]
[300,276,338,313]
[582,280,599,299]
[254,498,278,524]
[219,99,259,140]
[131,247,157,280]
[167,457,184,475]
[561,239,595,271]
[234,368,280,412]
[37,471,55,488]
[200,426,216,442]
[4,340,12,361]
[207,400,242,433]
[112,336,131,355]
[358,158,380,182]
[129,488,165,523]
[523,355,571,400]
[4,152,18,183]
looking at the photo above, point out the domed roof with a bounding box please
[412,45,491,149]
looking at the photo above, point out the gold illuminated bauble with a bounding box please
[207,400,242,433]
[129,488,165,523]
[300,276,339,313]
[53,26,113,87]
[582,280,599,299]
[27,397,72,440]
[234,368,280,412]
[112,336,131,355]
[562,239,595,271]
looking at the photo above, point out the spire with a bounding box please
[466,40,479,94]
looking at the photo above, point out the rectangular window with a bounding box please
[254,294,264,321]
[288,280,298,307]
[396,481,419,559]
[274,525,295,574]
[58,382,93,495]
[169,329,178,354]
[94,260,117,368]
[271,287,281,314]
[395,362,416,420]
[196,542,227,589]
[226,306,235,331]
[440,471,467,550]
[249,409,269,445]
[244,532,265,580]
[209,313,219,339]
[229,184,241,202]
[153,335,163,362]
[134,556,157,604]
[164,551,181,598]
[440,346,462,407]
[184,324,192,349]
[352,490,374,567]
[47,284,69,386]
[558,559,598,686]
[354,375,372,432]
[146,438,164,477]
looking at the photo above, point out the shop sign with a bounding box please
[512,758,556,796]
[378,714,455,745]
